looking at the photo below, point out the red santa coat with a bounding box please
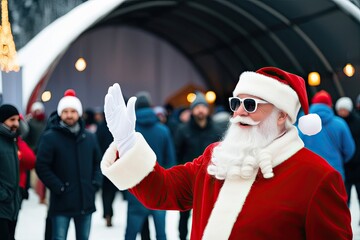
[102,126,352,240]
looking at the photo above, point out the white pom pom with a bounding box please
[298,113,322,136]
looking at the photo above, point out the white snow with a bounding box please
[16,186,360,240]
[16,189,183,240]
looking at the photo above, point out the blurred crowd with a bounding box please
[0,86,359,239]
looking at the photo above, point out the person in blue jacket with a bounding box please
[124,91,176,240]
[299,90,355,180]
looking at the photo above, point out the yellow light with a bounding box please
[308,72,320,86]
[343,63,355,77]
[41,91,52,102]
[187,93,196,103]
[205,91,216,103]
[0,0,19,72]
[75,57,87,72]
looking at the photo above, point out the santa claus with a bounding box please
[101,67,352,239]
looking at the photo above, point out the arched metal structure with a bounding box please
[18,0,360,110]
[97,0,360,99]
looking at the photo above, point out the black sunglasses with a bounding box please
[228,97,268,113]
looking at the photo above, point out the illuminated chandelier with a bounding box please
[0,0,19,72]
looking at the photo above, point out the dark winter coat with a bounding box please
[174,115,223,165]
[135,108,176,169]
[0,124,21,221]
[35,112,102,217]
[95,120,113,155]
[23,116,46,153]
[343,112,360,182]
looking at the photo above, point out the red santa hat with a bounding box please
[57,89,83,116]
[233,67,321,136]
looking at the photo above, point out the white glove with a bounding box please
[104,83,137,156]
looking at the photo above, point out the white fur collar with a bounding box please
[260,125,304,168]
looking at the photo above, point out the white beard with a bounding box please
[207,109,281,180]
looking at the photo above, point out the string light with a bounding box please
[187,92,196,103]
[41,91,52,102]
[205,91,216,103]
[0,0,19,72]
[75,57,87,72]
[308,72,320,86]
[343,63,355,77]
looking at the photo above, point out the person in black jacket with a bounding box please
[335,97,360,208]
[36,89,102,240]
[0,104,21,240]
[96,115,120,227]
[174,92,223,240]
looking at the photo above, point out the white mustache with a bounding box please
[229,116,260,126]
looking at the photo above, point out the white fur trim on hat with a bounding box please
[31,102,45,113]
[233,71,300,123]
[101,133,156,190]
[57,95,83,116]
[335,97,353,112]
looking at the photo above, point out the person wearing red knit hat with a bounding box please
[311,90,333,107]
[36,89,102,240]
[102,67,351,240]
[300,90,355,181]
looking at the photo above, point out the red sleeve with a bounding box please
[129,143,218,211]
[306,171,352,239]
[129,151,208,211]
[17,137,36,170]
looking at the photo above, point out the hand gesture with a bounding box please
[104,83,137,155]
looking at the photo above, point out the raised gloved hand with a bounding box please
[104,83,137,156]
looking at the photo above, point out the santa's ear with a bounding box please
[277,111,288,125]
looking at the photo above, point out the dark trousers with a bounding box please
[178,210,190,240]
[345,179,360,205]
[141,218,150,240]
[102,177,119,218]
[0,218,14,240]
[44,215,52,240]
[51,214,92,240]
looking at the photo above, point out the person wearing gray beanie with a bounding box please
[135,91,152,110]
[335,97,353,118]
[190,92,209,110]
[335,96,360,211]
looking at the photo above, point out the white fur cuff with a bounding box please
[101,132,156,190]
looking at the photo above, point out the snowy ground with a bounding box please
[16,187,360,240]
[15,189,183,240]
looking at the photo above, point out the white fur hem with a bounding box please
[100,132,156,190]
